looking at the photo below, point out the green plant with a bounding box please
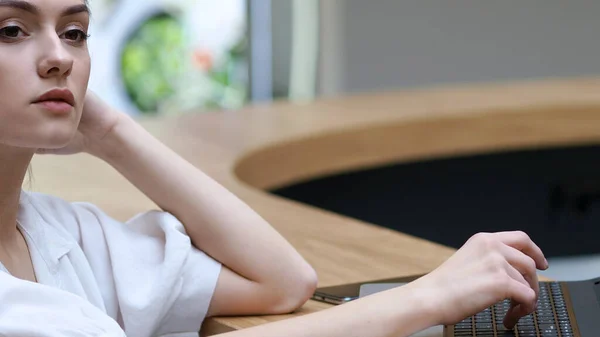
[121,14,186,114]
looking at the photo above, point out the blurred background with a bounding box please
[86,0,600,281]
[88,0,600,116]
[88,0,249,116]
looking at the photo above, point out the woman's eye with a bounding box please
[0,26,24,39]
[62,29,88,43]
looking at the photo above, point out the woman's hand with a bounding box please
[36,91,122,156]
[413,231,548,329]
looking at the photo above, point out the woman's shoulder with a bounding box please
[19,190,108,239]
[21,190,103,218]
[20,190,176,232]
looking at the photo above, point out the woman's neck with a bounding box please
[0,144,34,245]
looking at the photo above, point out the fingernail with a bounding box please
[545,258,549,268]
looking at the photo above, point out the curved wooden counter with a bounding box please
[28,77,600,334]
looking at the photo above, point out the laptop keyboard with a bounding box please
[453,282,574,336]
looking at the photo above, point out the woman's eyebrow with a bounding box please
[0,0,90,16]
[62,3,89,16]
[0,0,39,14]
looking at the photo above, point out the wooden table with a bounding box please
[28,77,600,334]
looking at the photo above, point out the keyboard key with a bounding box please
[475,323,493,330]
[517,329,537,335]
[496,331,517,336]
[557,321,570,328]
[496,323,510,331]
[518,316,534,322]
[535,310,554,317]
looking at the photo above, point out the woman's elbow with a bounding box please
[267,265,318,314]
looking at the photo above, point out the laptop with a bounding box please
[359,277,600,336]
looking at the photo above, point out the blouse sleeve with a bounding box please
[68,201,222,337]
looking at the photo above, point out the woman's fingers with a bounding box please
[504,263,532,299]
[494,231,548,270]
[504,301,533,329]
[501,244,540,299]
[502,271,537,329]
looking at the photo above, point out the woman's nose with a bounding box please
[37,33,74,79]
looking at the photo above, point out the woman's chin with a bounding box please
[39,136,75,150]
[13,130,77,150]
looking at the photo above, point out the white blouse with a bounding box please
[0,190,222,337]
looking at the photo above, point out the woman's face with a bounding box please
[0,0,90,150]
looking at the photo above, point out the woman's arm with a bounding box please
[219,282,438,337]
[207,231,549,337]
[92,111,317,316]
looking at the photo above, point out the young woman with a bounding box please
[0,0,548,336]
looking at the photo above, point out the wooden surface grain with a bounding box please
[27,78,600,334]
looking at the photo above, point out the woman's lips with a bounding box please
[33,88,76,114]
[34,100,73,114]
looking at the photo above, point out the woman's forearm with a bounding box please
[94,114,317,310]
[219,284,438,337]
